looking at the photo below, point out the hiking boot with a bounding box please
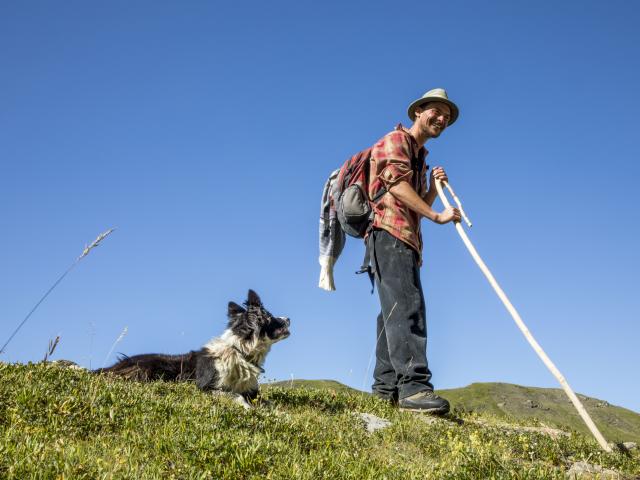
[398,390,450,415]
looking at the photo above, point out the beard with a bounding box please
[429,124,443,138]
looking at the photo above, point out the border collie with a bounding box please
[96,290,290,407]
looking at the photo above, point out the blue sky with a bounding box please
[1,1,639,416]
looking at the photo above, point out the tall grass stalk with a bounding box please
[362,302,397,391]
[101,326,128,369]
[42,335,60,362]
[0,228,116,355]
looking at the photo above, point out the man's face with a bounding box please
[416,101,451,138]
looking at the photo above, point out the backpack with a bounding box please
[332,147,386,238]
[318,129,417,291]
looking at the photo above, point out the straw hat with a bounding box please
[407,88,459,125]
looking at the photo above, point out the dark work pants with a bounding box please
[370,229,433,400]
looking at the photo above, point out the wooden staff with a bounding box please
[443,181,472,228]
[435,179,612,452]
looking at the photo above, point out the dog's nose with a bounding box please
[281,317,290,327]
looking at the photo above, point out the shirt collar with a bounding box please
[395,123,429,159]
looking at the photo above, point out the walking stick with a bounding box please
[435,179,612,452]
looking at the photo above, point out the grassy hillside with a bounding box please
[270,379,640,444]
[1,364,639,479]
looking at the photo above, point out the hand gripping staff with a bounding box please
[434,179,612,452]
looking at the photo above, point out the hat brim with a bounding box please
[407,97,459,126]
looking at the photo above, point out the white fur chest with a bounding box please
[203,330,271,394]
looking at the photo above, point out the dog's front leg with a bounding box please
[209,390,253,409]
[233,393,253,410]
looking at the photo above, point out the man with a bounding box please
[367,88,461,414]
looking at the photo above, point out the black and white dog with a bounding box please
[96,290,290,407]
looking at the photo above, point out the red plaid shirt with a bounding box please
[368,124,429,262]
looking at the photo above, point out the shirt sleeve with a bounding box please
[372,131,414,189]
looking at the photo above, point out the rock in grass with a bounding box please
[566,461,621,479]
[52,360,85,370]
[357,413,391,433]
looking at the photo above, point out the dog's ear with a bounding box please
[246,290,262,307]
[228,302,246,316]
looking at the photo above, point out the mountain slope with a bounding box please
[440,382,640,444]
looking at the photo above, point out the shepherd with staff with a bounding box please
[364,88,462,413]
[359,88,611,450]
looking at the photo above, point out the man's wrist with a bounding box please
[425,209,439,223]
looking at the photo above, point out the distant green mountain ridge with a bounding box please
[265,380,640,443]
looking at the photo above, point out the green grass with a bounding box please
[1,363,639,479]
[270,379,640,444]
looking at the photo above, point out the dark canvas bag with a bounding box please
[333,129,420,239]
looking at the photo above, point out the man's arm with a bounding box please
[424,186,437,207]
[389,180,460,224]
